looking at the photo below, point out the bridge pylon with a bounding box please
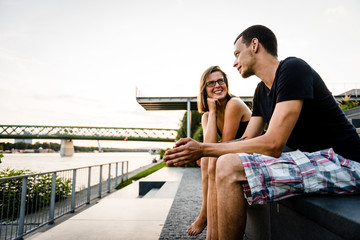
[60,139,74,157]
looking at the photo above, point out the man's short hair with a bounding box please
[234,25,278,57]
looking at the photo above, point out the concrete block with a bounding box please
[139,181,165,196]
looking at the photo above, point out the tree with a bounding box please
[50,142,61,151]
[14,141,26,150]
[338,95,359,110]
[175,111,203,168]
[176,111,203,140]
[42,142,50,149]
[193,126,204,142]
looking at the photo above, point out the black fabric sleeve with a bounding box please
[276,58,314,103]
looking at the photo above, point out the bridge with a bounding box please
[0,125,178,156]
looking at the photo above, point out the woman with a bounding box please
[187,66,251,237]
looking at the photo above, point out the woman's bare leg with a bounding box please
[187,157,209,236]
[207,157,219,239]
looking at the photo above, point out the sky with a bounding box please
[1,0,360,147]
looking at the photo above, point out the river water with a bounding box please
[0,152,160,174]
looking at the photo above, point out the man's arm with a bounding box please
[163,100,303,166]
[239,116,265,140]
[224,116,265,143]
[163,116,265,166]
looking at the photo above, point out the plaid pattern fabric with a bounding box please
[240,148,360,205]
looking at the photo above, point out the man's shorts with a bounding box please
[240,148,360,205]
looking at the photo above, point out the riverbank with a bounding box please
[0,152,160,174]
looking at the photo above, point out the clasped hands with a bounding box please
[163,138,203,166]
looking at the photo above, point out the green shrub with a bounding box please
[339,95,359,110]
[0,168,72,220]
[193,126,203,142]
[159,148,170,159]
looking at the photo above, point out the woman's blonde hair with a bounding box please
[197,66,233,113]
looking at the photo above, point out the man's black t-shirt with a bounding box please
[252,57,360,161]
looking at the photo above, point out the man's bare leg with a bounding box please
[216,154,247,240]
[207,157,219,239]
[187,157,208,236]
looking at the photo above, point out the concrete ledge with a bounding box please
[279,195,360,239]
[245,194,360,240]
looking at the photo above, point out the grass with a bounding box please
[116,161,166,190]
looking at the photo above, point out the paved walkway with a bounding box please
[159,168,206,240]
[26,166,206,240]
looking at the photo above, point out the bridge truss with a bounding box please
[0,125,178,142]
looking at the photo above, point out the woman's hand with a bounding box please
[163,138,203,166]
[207,98,219,112]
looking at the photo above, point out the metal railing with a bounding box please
[0,161,128,240]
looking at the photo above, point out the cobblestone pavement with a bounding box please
[159,168,206,240]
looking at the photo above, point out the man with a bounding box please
[163,25,360,239]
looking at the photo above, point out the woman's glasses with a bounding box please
[206,79,225,87]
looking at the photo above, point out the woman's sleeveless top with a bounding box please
[218,121,249,140]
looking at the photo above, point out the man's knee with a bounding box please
[216,153,246,184]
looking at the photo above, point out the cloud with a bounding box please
[1,0,360,132]
[326,5,346,15]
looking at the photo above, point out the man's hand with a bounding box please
[163,138,203,166]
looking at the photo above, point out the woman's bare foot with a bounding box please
[187,216,207,236]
